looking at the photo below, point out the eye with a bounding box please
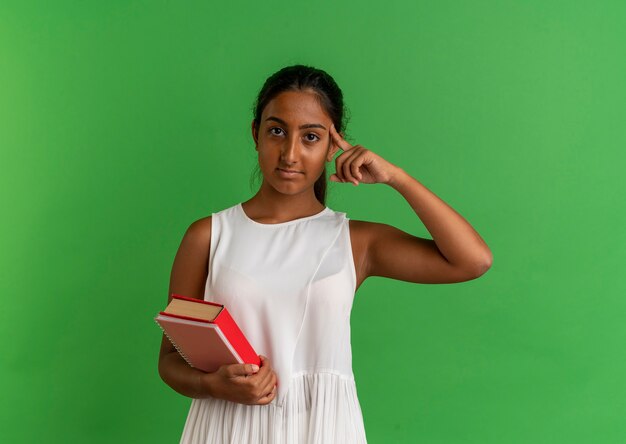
[269,127,284,136]
[305,133,320,142]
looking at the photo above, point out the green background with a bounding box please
[2,1,625,443]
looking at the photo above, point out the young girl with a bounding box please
[158,65,492,443]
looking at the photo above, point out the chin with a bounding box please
[264,180,309,196]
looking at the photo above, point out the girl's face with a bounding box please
[251,89,340,198]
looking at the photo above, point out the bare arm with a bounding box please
[158,217,215,398]
[362,169,493,284]
[157,216,277,403]
[328,123,492,285]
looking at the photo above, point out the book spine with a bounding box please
[215,309,261,366]
[154,317,197,369]
[158,311,212,324]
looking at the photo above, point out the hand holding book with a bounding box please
[156,294,278,405]
[203,355,278,405]
[155,294,261,371]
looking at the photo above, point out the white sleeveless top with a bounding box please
[179,202,368,443]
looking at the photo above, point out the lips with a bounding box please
[277,168,303,174]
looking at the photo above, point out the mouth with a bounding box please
[276,167,303,178]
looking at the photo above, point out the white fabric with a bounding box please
[179,202,367,443]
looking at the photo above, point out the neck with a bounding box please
[242,182,325,222]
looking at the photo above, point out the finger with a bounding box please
[341,148,363,186]
[233,355,267,379]
[257,385,277,405]
[262,379,277,398]
[259,355,272,371]
[227,362,259,378]
[350,153,364,183]
[256,364,274,389]
[329,173,343,183]
[256,355,274,377]
[334,150,351,182]
[256,376,275,402]
[260,371,277,395]
[330,124,352,151]
[330,124,349,150]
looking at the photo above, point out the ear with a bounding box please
[251,120,258,149]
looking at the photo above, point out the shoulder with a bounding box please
[347,218,392,278]
[347,218,400,252]
[349,219,389,259]
[348,218,395,243]
[166,216,214,315]
[181,215,212,248]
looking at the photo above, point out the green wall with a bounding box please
[2,1,625,443]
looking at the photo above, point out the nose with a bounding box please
[280,135,300,165]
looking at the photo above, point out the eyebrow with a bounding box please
[265,116,327,130]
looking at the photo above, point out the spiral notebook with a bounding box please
[155,293,260,372]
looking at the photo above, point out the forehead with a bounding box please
[262,90,331,124]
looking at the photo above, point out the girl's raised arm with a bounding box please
[329,124,492,284]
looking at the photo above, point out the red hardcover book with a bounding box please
[155,293,260,372]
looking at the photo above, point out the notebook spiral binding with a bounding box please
[154,317,196,369]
